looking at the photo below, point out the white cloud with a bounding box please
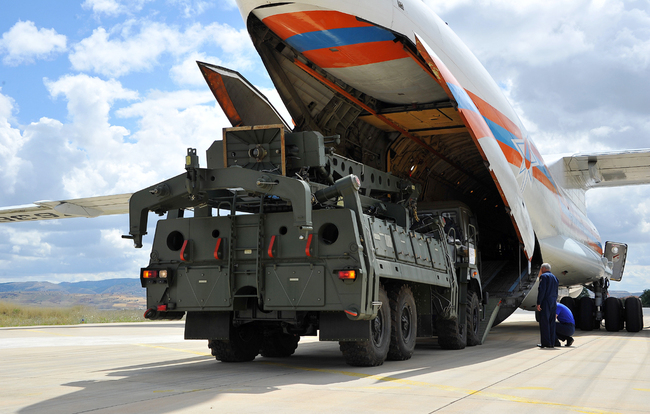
[170,52,222,86]
[69,21,254,78]
[82,0,154,16]
[167,0,216,17]
[0,90,28,194]
[0,21,67,65]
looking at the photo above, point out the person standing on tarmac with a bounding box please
[536,263,559,348]
[555,302,575,347]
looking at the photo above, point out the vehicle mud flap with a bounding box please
[184,311,231,340]
[319,312,371,341]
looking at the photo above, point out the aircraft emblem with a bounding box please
[512,136,539,193]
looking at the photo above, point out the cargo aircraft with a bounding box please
[1,0,648,332]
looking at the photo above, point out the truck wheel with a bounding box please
[387,285,417,360]
[466,292,481,346]
[260,331,300,358]
[209,323,261,362]
[604,296,623,332]
[577,297,594,331]
[625,297,643,332]
[437,309,467,350]
[339,285,391,366]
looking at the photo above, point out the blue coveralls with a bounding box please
[537,271,559,347]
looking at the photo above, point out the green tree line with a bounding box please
[641,289,650,307]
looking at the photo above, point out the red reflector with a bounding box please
[157,304,167,312]
[305,233,313,257]
[143,270,158,278]
[213,238,222,260]
[180,239,189,261]
[268,235,276,258]
[344,309,358,317]
[338,270,356,280]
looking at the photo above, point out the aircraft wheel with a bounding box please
[387,284,417,360]
[604,296,623,332]
[560,296,576,316]
[260,331,300,358]
[625,297,643,332]
[339,285,391,366]
[577,297,594,331]
[466,291,481,346]
[209,323,261,362]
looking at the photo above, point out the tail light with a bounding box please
[140,268,171,287]
[338,270,357,280]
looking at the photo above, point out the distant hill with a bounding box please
[608,290,643,298]
[0,278,145,310]
[0,278,143,296]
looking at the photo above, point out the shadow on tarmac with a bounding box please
[18,316,648,414]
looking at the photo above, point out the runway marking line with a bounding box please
[135,343,211,356]
[262,362,621,414]
[136,343,622,414]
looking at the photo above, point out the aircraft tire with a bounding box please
[209,323,262,362]
[624,297,643,332]
[466,291,481,346]
[577,297,595,331]
[339,285,391,366]
[387,284,417,360]
[560,296,576,316]
[604,296,623,332]
[260,331,300,358]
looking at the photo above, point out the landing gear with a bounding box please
[339,285,391,366]
[625,297,643,332]
[466,291,481,346]
[387,284,417,361]
[577,296,595,331]
[604,296,624,332]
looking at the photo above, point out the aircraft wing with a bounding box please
[197,61,291,130]
[562,149,650,189]
[0,193,131,223]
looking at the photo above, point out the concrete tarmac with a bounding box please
[1,310,648,414]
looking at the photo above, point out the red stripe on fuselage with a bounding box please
[303,40,408,68]
[466,89,523,140]
[262,10,372,40]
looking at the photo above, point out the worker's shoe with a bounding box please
[566,337,574,347]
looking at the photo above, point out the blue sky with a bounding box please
[1,0,650,294]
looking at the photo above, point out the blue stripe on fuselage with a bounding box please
[285,26,395,53]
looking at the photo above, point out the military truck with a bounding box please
[126,125,485,366]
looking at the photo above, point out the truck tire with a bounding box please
[260,332,300,358]
[604,296,623,332]
[577,297,594,331]
[209,323,262,362]
[437,312,467,350]
[625,297,643,332]
[339,285,391,366]
[466,291,481,346]
[387,285,417,360]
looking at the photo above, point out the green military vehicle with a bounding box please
[127,125,485,366]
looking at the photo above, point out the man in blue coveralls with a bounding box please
[536,263,559,348]
[555,302,575,347]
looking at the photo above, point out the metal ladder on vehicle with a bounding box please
[229,197,266,307]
